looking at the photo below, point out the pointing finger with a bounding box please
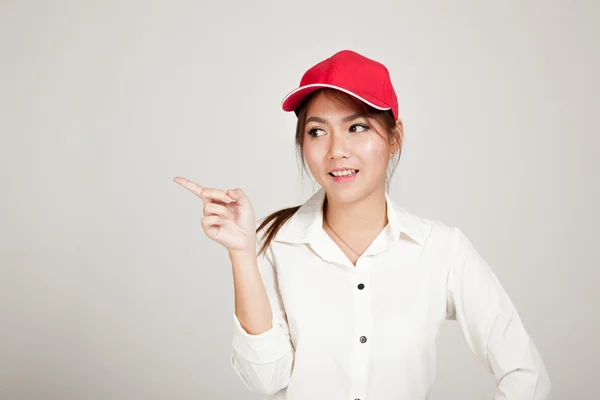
[173,177,236,203]
[173,176,204,197]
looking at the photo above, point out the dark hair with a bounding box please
[256,87,404,257]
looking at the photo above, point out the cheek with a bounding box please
[302,142,324,171]
[303,143,316,162]
[359,139,388,163]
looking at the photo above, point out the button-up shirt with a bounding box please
[230,187,551,399]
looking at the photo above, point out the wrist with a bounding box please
[228,244,256,259]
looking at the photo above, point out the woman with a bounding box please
[174,49,551,399]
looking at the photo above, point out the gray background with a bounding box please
[1,1,598,399]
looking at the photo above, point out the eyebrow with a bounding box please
[305,113,367,125]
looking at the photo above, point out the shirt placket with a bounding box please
[348,256,373,400]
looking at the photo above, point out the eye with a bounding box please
[350,124,370,133]
[307,128,325,137]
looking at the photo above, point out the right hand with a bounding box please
[173,177,257,253]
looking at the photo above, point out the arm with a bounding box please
[229,223,294,395]
[446,227,551,399]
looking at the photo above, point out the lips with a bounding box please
[329,170,359,183]
[329,169,359,177]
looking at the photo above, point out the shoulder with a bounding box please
[396,206,461,253]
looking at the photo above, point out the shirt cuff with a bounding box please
[231,313,293,364]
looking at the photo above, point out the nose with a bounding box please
[327,130,351,159]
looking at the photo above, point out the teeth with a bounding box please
[331,169,357,177]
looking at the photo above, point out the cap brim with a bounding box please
[281,83,391,114]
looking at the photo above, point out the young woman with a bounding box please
[174,50,551,399]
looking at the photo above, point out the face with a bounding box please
[302,92,397,203]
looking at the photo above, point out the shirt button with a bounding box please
[359,336,367,343]
[357,283,365,290]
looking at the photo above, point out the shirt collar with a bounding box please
[273,187,425,248]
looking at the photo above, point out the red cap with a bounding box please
[281,49,399,120]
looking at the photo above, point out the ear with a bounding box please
[389,119,404,158]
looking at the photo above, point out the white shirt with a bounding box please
[230,188,551,400]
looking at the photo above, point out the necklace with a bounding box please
[322,198,389,258]
[323,218,362,257]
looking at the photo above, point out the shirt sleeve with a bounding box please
[446,226,551,399]
[230,222,295,395]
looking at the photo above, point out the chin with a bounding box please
[323,186,365,203]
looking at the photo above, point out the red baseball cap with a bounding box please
[281,49,399,120]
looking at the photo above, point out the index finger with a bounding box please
[173,176,204,197]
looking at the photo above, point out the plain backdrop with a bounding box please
[1,1,599,399]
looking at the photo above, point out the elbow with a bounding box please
[245,371,291,396]
[536,367,551,399]
[231,349,293,395]
[529,351,551,399]
[257,379,291,396]
[498,366,552,399]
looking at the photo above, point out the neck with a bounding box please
[322,189,389,236]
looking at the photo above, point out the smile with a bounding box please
[329,170,359,182]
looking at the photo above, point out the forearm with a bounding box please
[493,368,551,400]
[229,248,273,335]
[448,227,551,399]
[229,241,295,395]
